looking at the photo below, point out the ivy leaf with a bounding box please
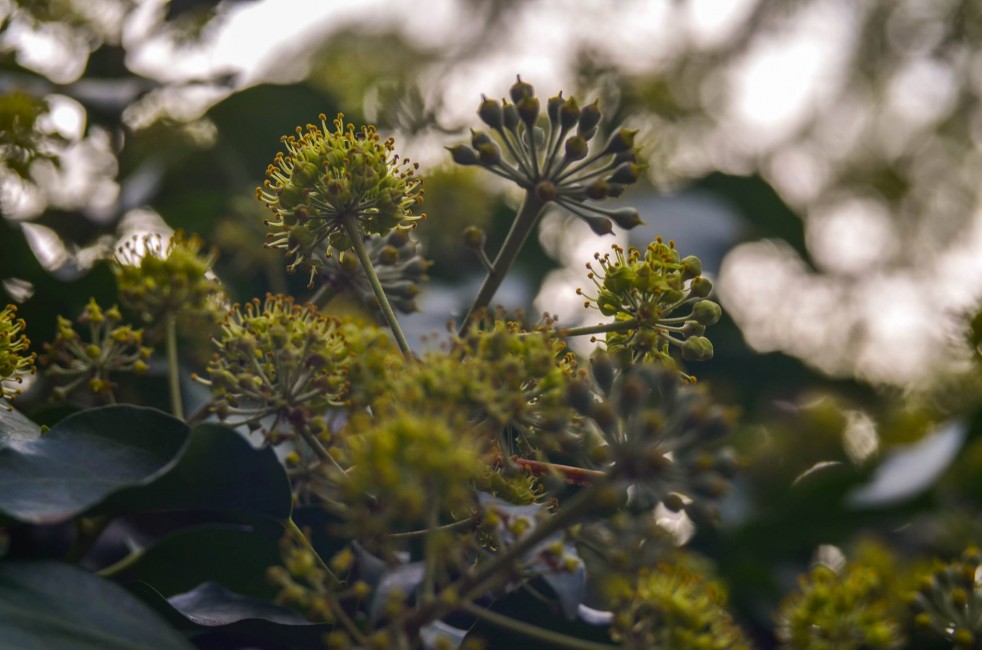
[421,620,469,650]
[100,422,292,521]
[370,561,426,622]
[535,540,586,620]
[0,405,187,524]
[0,402,41,446]
[0,560,193,649]
[128,581,331,647]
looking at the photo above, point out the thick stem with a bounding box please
[460,601,618,650]
[165,313,184,420]
[458,191,547,333]
[341,215,414,360]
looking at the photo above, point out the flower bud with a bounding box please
[590,349,615,395]
[476,142,502,166]
[682,336,714,361]
[560,96,580,131]
[585,179,609,200]
[446,145,479,166]
[502,102,520,132]
[462,226,486,250]
[578,100,602,138]
[602,128,637,155]
[681,320,706,338]
[478,95,503,130]
[546,93,564,125]
[689,276,713,298]
[510,76,534,103]
[564,135,589,162]
[517,96,540,128]
[608,162,641,185]
[692,300,721,326]
[583,215,614,236]
[606,208,643,230]
[680,255,702,280]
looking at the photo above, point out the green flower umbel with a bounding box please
[0,304,36,407]
[258,113,425,286]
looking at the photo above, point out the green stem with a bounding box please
[460,601,618,650]
[557,318,639,338]
[98,547,144,578]
[285,517,343,588]
[458,191,547,333]
[341,215,414,360]
[165,313,184,420]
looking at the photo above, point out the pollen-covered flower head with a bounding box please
[449,76,645,235]
[42,298,151,401]
[258,113,424,286]
[195,294,350,441]
[911,546,982,648]
[578,240,720,376]
[0,304,36,408]
[113,230,225,324]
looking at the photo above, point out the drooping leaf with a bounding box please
[0,560,193,649]
[128,581,331,647]
[0,405,187,524]
[99,422,291,521]
[107,524,283,599]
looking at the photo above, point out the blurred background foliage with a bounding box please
[3,0,982,646]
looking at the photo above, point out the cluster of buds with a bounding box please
[317,229,430,316]
[911,546,982,648]
[0,304,36,407]
[42,298,151,401]
[567,354,736,523]
[258,113,424,287]
[194,294,349,441]
[342,410,485,535]
[113,230,225,324]
[448,76,644,235]
[603,563,751,649]
[776,563,903,649]
[579,241,720,374]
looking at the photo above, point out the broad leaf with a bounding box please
[100,422,291,521]
[0,560,193,649]
[0,402,41,446]
[107,525,283,599]
[0,406,187,524]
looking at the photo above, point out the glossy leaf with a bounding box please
[0,560,193,649]
[0,402,41,446]
[100,422,291,521]
[0,406,187,524]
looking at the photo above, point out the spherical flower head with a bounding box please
[317,229,430,317]
[449,76,645,235]
[578,240,721,379]
[258,113,425,286]
[113,230,225,324]
[343,410,485,533]
[603,564,751,649]
[911,546,982,648]
[0,304,36,408]
[777,563,904,649]
[42,298,152,401]
[195,294,350,441]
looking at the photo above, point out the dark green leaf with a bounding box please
[0,560,193,649]
[0,402,41,446]
[101,422,291,521]
[0,406,187,524]
[110,525,282,599]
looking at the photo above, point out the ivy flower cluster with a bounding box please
[578,240,720,374]
[0,304,35,407]
[911,546,982,648]
[258,113,424,286]
[568,354,737,522]
[316,229,430,316]
[42,298,151,401]
[448,76,644,235]
[194,294,350,441]
[113,230,224,324]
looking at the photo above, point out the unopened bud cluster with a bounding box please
[579,240,720,373]
[113,230,224,324]
[0,304,36,407]
[568,355,736,522]
[195,294,349,440]
[449,76,644,235]
[42,298,151,400]
[911,546,982,648]
[317,229,430,316]
[258,113,424,286]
